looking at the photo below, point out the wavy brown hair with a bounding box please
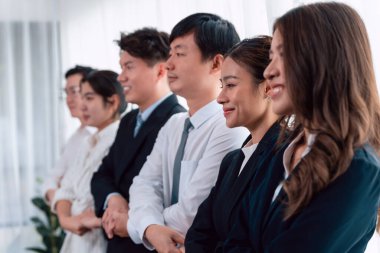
[274,2,380,219]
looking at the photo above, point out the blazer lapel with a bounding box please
[225,124,281,224]
[115,94,179,183]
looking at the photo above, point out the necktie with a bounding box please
[134,113,143,137]
[171,118,193,204]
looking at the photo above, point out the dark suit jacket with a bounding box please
[91,94,185,253]
[219,144,380,253]
[185,123,280,253]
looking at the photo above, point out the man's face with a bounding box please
[65,73,83,118]
[166,33,211,99]
[117,51,162,111]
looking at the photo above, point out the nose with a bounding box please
[264,60,278,81]
[217,86,228,105]
[166,56,174,71]
[117,70,127,83]
[81,102,87,112]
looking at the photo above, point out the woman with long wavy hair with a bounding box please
[221,2,380,253]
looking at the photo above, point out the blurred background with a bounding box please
[0,0,379,252]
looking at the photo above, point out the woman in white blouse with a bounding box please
[53,70,127,253]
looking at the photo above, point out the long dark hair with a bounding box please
[275,2,380,219]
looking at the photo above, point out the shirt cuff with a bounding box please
[103,192,122,210]
[127,215,165,250]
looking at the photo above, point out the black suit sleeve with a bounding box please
[185,151,237,253]
[91,118,128,217]
[264,157,380,253]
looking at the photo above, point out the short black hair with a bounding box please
[169,13,240,61]
[81,70,127,114]
[116,27,170,67]
[64,65,95,79]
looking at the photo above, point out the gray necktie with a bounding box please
[134,113,143,137]
[171,118,192,204]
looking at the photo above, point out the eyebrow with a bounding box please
[173,44,188,50]
[221,75,240,82]
[83,91,96,96]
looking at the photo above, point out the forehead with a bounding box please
[170,32,198,50]
[271,29,283,49]
[65,73,83,87]
[221,57,251,78]
[80,81,94,92]
[119,50,149,66]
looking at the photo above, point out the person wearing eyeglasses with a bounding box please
[42,65,95,205]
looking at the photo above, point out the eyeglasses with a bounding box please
[62,86,81,97]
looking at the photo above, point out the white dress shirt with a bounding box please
[127,100,249,249]
[52,120,120,253]
[238,142,258,176]
[42,126,92,198]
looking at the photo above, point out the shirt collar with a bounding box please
[283,131,317,177]
[139,93,172,122]
[188,100,220,129]
[90,120,120,146]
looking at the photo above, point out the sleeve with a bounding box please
[50,181,75,213]
[41,133,76,196]
[264,159,380,253]
[91,127,121,217]
[127,123,167,249]
[163,125,247,236]
[185,152,235,253]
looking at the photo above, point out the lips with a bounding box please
[223,107,235,117]
[83,114,90,121]
[123,86,131,94]
[167,74,178,83]
[268,84,284,100]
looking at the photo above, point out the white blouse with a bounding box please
[53,120,120,253]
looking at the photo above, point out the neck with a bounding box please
[186,83,219,116]
[248,113,278,144]
[139,86,170,112]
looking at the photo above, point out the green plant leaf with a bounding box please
[25,246,47,253]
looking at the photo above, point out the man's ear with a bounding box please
[156,62,167,79]
[210,54,224,74]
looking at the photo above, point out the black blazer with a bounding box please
[220,144,380,253]
[91,94,185,253]
[185,123,281,253]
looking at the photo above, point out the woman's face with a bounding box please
[217,57,270,131]
[264,29,293,115]
[81,82,117,130]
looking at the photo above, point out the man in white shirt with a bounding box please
[119,13,248,252]
[42,65,95,204]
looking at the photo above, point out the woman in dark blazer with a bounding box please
[185,36,280,253]
[220,2,380,253]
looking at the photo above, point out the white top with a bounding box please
[239,142,258,176]
[127,100,249,249]
[52,120,120,253]
[41,126,92,197]
[272,131,317,202]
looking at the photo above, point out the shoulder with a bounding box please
[120,109,138,124]
[348,145,380,180]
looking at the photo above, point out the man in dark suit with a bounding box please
[90,28,186,253]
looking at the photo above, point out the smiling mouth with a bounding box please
[123,86,131,93]
[269,85,283,99]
